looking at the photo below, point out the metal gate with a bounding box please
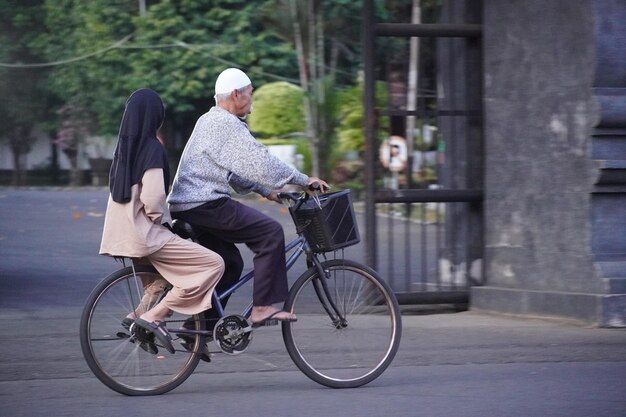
[363,0,483,304]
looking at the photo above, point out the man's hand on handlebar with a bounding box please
[265,190,281,203]
[306,177,330,194]
[266,179,329,204]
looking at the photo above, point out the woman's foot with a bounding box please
[133,318,175,354]
[132,304,176,353]
[250,306,296,327]
[139,304,172,323]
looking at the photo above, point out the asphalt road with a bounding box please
[1,188,625,417]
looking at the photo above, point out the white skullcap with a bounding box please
[214,68,252,95]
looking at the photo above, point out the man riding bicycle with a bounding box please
[167,68,329,353]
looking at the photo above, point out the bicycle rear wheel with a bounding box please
[80,265,204,396]
[282,259,401,388]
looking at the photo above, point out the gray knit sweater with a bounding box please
[168,106,308,212]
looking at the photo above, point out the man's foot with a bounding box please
[177,319,212,362]
[250,306,297,328]
[179,339,211,362]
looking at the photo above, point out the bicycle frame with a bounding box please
[214,235,308,319]
[167,192,350,338]
[172,234,311,337]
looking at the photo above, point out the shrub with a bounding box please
[248,82,305,138]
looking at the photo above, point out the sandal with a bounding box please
[251,310,297,328]
[134,318,176,354]
[121,317,134,331]
[125,322,159,355]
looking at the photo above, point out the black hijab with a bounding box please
[109,88,170,203]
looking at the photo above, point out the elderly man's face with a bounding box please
[234,85,254,118]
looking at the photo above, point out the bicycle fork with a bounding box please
[308,254,348,329]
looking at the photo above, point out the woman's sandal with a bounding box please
[134,318,176,354]
[121,317,134,331]
[251,310,297,328]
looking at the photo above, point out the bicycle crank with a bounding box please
[213,315,253,355]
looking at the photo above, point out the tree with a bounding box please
[39,0,135,137]
[33,0,300,182]
[128,0,300,148]
[0,0,51,185]
[33,0,136,184]
[260,0,363,178]
[3,0,369,185]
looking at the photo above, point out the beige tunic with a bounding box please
[100,168,174,257]
[100,168,224,315]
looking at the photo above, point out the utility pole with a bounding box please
[138,0,146,17]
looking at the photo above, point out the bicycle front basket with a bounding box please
[290,189,360,253]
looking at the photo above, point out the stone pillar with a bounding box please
[471,0,626,326]
[589,0,626,325]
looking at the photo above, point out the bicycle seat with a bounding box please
[171,219,199,242]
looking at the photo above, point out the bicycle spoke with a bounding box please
[80,266,202,396]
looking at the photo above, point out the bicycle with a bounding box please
[80,188,402,396]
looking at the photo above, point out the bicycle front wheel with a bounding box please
[80,265,204,396]
[283,259,402,388]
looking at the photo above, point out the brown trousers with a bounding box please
[172,197,288,306]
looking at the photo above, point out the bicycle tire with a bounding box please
[282,259,402,388]
[80,265,204,396]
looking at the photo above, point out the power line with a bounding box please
[0,35,133,68]
[174,41,300,84]
[0,36,301,84]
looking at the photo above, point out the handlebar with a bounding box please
[277,182,327,205]
[277,191,302,203]
[309,181,321,192]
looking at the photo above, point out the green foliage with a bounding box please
[31,0,300,141]
[127,0,299,136]
[2,0,414,188]
[336,79,389,154]
[37,0,135,136]
[259,0,363,86]
[0,1,50,150]
[248,81,305,138]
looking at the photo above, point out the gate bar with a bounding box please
[386,109,480,117]
[375,189,483,203]
[363,0,377,268]
[375,23,482,38]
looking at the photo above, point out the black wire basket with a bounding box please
[290,189,360,253]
